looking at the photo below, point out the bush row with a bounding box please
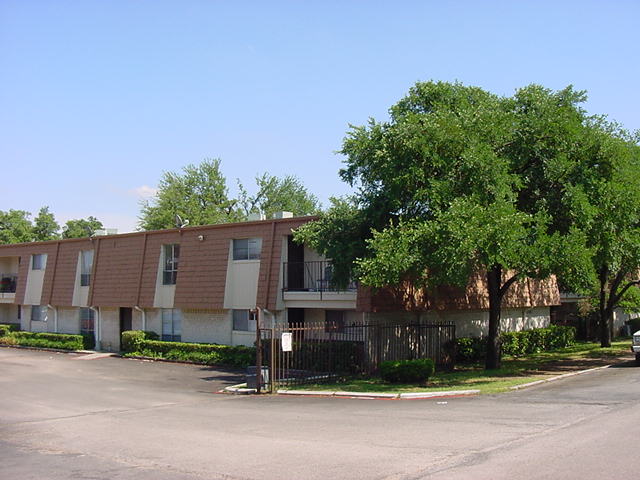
[456,325,577,362]
[121,330,255,368]
[380,358,435,384]
[0,323,20,337]
[0,330,90,350]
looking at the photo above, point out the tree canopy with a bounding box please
[296,81,617,369]
[33,207,60,242]
[0,210,35,244]
[62,216,104,239]
[139,158,320,230]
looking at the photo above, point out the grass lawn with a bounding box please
[291,339,633,395]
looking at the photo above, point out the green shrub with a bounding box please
[380,358,435,384]
[9,331,85,350]
[0,323,20,337]
[456,325,577,362]
[122,332,255,368]
[455,336,487,363]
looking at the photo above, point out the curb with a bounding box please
[224,383,256,395]
[509,365,611,391]
[276,388,480,400]
[0,344,98,355]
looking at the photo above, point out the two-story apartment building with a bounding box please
[0,213,560,351]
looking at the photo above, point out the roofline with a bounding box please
[0,215,319,249]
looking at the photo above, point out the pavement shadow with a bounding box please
[198,366,244,383]
[609,360,639,369]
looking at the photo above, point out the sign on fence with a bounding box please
[281,332,292,352]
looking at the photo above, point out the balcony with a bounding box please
[282,261,356,307]
[0,273,17,302]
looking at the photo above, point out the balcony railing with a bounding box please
[282,261,356,294]
[0,273,17,297]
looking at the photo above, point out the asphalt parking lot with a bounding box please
[1,347,639,479]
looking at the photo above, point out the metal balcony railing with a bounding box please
[282,261,356,294]
[0,273,18,297]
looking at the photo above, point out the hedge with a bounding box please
[1,331,88,350]
[0,323,20,337]
[380,358,435,384]
[121,330,255,368]
[456,325,577,362]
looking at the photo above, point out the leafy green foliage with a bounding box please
[238,173,321,219]
[139,158,243,230]
[0,210,34,244]
[379,358,435,384]
[456,325,576,362]
[61,216,104,239]
[5,331,86,350]
[0,323,20,337]
[32,206,60,241]
[122,331,255,368]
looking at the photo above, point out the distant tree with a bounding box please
[237,173,321,219]
[32,206,60,241]
[139,158,242,230]
[62,216,104,239]
[0,210,34,244]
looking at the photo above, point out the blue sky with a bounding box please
[2,1,638,232]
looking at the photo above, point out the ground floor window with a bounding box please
[232,309,257,332]
[162,308,182,342]
[80,308,95,335]
[325,310,345,333]
[30,305,47,322]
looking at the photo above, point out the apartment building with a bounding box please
[0,213,560,351]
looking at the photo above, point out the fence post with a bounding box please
[256,325,262,394]
[270,326,276,393]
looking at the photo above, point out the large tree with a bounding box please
[237,173,321,219]
[296,81,590,369]
[139,159,320,230]
[139,158,242,230]
[0,210,34,244]
[62,216,104,239]
[32,206,60,241]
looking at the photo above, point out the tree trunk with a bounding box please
[486,267,502,370]
[598,267,612,348]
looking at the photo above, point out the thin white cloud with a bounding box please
[129,185,158,199]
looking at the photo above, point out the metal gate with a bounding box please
[256,321,455,392]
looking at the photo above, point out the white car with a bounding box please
[632,330,640,364]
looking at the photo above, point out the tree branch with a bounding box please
[499,273,519,298]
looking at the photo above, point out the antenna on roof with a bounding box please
[175,214,189,229]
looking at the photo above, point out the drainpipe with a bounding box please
[90,306,100,351]
[262,308,275,328]
[47,304,58,333]
[134,305,146,331]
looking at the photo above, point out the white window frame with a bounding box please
[232,309,257,332]
[163,244,180,285]
[162,308,182,342]
[232,238,262,261]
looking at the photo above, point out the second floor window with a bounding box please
[233,238,262,260]
[163,244,180,285]
[80,250,94,286]
[32,254,46,270]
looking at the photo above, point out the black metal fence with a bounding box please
[256,321,455,392]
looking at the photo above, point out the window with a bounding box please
[80,308,95,335]
[325,310,345,333]
[30,305,47,322]
[32,254,46,270]
[162,309,182,342]
[233,238,262,260]
[232,309,257,332]
[17,305,21,320]
[163,244,180,285]
[80,250,94,287]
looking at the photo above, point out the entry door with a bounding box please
[119,307,132,333]
[287,235,305,290]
